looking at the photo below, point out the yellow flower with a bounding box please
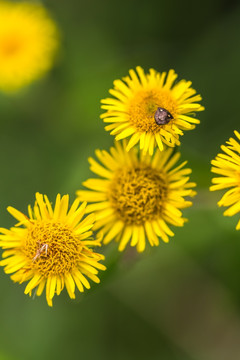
[101,66,204,155]
[0,1,59,92]
[210,130,240,230]
[77,141,196,252]
[0,193,106,306]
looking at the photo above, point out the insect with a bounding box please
[32,243,49,262]
[154,107,173,125]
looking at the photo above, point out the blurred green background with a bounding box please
[0,0,239,359]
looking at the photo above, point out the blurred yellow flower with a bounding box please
[210,130,240,230]
[0,1,59,92]
[77,141,196,252]
[0,193,106,306]
[101,66,204,155]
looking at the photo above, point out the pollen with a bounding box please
[24,221,82,276]
[128,89,178,134]
[108,165,168,225]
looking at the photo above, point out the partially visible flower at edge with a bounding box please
[77,140,197,253]
[0,1,59,92]
[210,130,240,230]
[0,193,106,306]
[101,66,204,155]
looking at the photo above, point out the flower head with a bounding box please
[77,141,196,252]
[0,193,106,306]
[101,66,204,155]
[0,1,59,92]
[210,130,240,230]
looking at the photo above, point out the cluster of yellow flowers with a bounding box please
[0,1,239,307]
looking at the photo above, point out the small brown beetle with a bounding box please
[154,107,173,125]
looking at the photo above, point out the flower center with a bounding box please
[24,222,82,276]
[127,89,177,134]
[108,164,168,225]
[0,35,22,57]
